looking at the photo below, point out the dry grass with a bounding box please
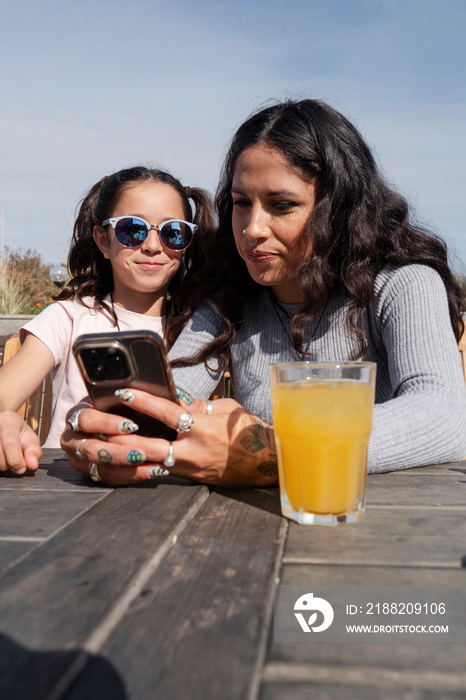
[0,257,32,314]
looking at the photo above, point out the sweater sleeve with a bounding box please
[368,265,466,472]
[168,302,224,400]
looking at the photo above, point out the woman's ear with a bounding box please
[93,225,110,258]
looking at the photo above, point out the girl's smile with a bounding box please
[94,181,185,316]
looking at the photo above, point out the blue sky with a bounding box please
[1,0,465,272]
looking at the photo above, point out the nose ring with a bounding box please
[243,229,257,247]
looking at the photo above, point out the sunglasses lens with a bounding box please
[160,221,192,250]
[114,218,148,247]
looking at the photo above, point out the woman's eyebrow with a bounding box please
[231,187,297,196]
[266,190,297,196]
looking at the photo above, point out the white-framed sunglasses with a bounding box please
[102,216,198,251]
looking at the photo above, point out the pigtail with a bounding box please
[185,186,215,270]
[165,186,216,348]
[54,177,116,321]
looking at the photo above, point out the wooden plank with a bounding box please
[259,679,466,700]
[40,448,67,464]
[68,488,286,700]
[0,540,40,574]
[2,334,20,363]
[266,564,466,675]
[25,383,42,434]
[0,484,208,648]
[2,335,27,419]
[0,482,209,700]
[39,373,52,445]
[0,491,107,540]
[284,507,466,567]
[282,562,466,586]
[458,330,466,385]
[0,452,109,490]
[378,461,466,475]
[367,468,466,506]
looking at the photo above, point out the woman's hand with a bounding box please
[0,411,42,474]
[61,390,278,487]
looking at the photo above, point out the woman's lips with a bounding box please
[245,250,278,263]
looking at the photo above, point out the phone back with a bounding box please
[73,330,178,440]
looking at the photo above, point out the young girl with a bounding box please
[0,165,214,473]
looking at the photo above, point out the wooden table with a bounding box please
[1,450,465,700]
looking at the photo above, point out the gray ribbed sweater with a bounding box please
[169,265,466,473]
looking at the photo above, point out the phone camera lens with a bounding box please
[89,365,107,381]
[85,349,101,366]
[107,354,122,374]
[80,345,130,382]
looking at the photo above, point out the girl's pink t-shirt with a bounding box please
[20,297,164,448]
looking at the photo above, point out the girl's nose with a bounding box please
[141,226,163,253]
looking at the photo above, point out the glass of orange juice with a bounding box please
[269,362,376,526]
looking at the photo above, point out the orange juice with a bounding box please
[271,379,374,516]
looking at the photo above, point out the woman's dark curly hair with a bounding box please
[170,99,464,368]
[55,165,214,345]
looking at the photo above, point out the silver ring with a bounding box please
[163,442,175,468]
[75,438,87,459]
[68,408,84,432]
[177,411,194,432]
[206,400,213,416]
[88,462,103,483]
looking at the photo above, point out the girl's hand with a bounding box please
[61,390,278,487]
[0,411,42,474]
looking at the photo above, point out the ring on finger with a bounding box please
[75,438,87,460]
[206,399,213,416]
[177,411,194,432]
[163,442,175,468]
[68,408,84,432]
[88,462,103,483]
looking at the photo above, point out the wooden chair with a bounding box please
[2,334,52,446]
[210,371,233,400]
[459,329,466,386]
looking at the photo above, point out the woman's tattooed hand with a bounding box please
[239,422,278,477]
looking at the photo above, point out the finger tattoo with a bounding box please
[98,449,113,464]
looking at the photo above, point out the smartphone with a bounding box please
[73,330,178,440]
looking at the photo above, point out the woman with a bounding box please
[0,165,213,473]
[61,99,466,485]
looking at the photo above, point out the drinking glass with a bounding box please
[269,362,376,525]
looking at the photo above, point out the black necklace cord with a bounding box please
[110,293,122,331]
[269,294,328,361]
